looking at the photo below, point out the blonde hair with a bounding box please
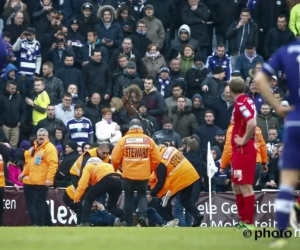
[5,0,27,11]
[111,97,124,111]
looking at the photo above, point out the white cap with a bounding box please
[87,157,103,163]
[271,75,277,81]
[280,100,289,107]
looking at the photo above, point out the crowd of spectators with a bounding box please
[1,0,300,207]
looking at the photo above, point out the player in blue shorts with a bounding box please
[255,41,300,248]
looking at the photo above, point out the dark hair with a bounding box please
[63,92,72,98]
[144,75,155,83]
[240,7,250,14]
[2,31,11,38]
[176,96,186,102]
[245,42,255,50]
[217,44,225,49]
[92,48,101,55]
[49,9,58,15]
[74,104,84,110]
[273,90,284,98]
[278,14,287,21]
[6,80,17,87]
[162,116,173,124]
[172,83,183,90]
[87,29,98,37]
[47,103,55,108]
[65,54,74,60]
[205,110,215,116]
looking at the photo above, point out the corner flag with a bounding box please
[207,142,218,179]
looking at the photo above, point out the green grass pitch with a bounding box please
[0,227,299,250]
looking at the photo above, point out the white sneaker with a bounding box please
[163,219,179,227]
[290,206,300,231]
[161,190,171,207]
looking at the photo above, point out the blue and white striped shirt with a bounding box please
[66,117,93,146]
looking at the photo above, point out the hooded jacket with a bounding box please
[95,5,124,54]
[167,24,199,61]
[78,38,109,64]
[191,94,206,127]
[122,84,143,117]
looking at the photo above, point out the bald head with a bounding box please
[130,119,142,127]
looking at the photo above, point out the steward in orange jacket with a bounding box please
[20,139,58,186]
[111,119,161,226]
[18,129,59,226]
[111,126,161,180]
[221,124,268,169]
[70,143,111,187]
[72,158,123,226]
[149,146,203,227]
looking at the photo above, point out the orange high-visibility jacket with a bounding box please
[70,148,110,177]
[111,128,161,180]
[22,139,58,185]
[157,147,200,196]
[149,171,171,198]
[22,150,32,185]
[66,185,76,201]
[74,162,122,202]
[220,124,268,169]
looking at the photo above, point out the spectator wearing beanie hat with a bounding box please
[156,66,173,99]
[54,140,79,187]
[76,3,99,39]
[185,52,210,99]
[201,66,227,108]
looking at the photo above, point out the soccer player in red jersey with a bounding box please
[220,77,257,230]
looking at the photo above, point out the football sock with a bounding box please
[235,193,245,222]
[243,194,255,225]
[275,185,294,232]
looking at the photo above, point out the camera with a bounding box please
[105,39,112,43]
[56,38,64,45]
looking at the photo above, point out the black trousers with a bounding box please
[63,191,83,224]
[169,183,200,218]
[23,184,48,226]
[81,175,123,224]
[123,178,148,226]
[0,187,4,226]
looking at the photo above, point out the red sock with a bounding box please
[297,197,300,205]
[235,194,245,222]
[243,195,255,225]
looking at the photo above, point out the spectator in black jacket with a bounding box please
[254,0,289,58]
[142,76,166,128]
[45,31,75,72]
[116,5,136,37]
[109,37,147,79]
[195,110,221,157]
[185,53,210,99]
[264,15,295,60]
[181,0,210,60]
[210,0,246,49]
[75,3,99,40]
[55,54,85,99]
[211,85,234,130]
[130,19,152,58]
[191,94,206,127]
[0,81,26,148]
[82,48,112,101]
[77,29,109,67]
[42,61,64,105]
[84,92,104,132]
[35,104,67,142]
[54,140,79,187]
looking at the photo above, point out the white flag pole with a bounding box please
[207,142,213,227]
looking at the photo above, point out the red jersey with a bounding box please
[231,94,256,153]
